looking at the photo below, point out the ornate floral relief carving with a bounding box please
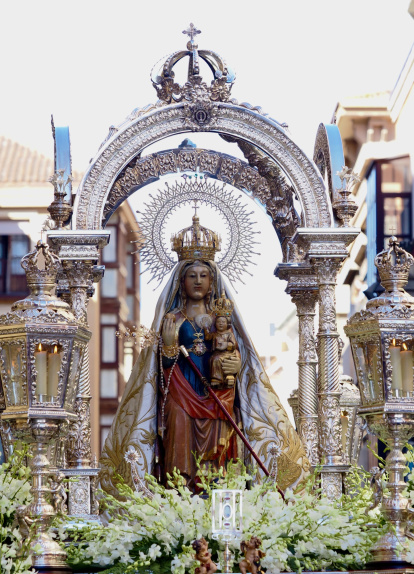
[198,151,220,174]
[319,394,342,462]
[140,157,159,182]
[299,418,319,466]
[157,152,177,174]
[68,476,90,516]
[321,472,342,501]
[67,397,92,466]
[234,166,260,191]
[178,151,198,171]
[299,316,319,363]
[219,157,241,183]
[318,285,337,333]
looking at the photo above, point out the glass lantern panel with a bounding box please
[352,340,383,403]
[366,343,383,401]
[387,338,414,399]
[33,342,63,404]
[1,342,27,406]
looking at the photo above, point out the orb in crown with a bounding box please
[100,183,309,494]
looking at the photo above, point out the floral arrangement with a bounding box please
[0,448,34,574]
[62,460,389,574]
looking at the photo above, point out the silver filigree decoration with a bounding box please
[132,178,260,287]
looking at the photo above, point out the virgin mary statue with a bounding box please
[100,212,309,495]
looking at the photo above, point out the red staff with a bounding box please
[179,346,285,499]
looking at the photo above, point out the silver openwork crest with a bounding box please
[132,178,260,287]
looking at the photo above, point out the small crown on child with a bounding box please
[212,291,234,317]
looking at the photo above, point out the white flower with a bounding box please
[148,544,162,560]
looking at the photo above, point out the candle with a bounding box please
[390,340,403,393]
[34,343,47,396]
[47,345,62,397]
[401,343,413,394]
[341,413,349,457]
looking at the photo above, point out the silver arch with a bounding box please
[72,102,332,231]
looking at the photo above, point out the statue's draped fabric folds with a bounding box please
[100,254,309,494]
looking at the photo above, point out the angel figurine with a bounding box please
[192,537,217,574]
[239,536,265,574]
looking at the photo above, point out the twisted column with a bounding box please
[312,257,345,499]
[290,290,319,466]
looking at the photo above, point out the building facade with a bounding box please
[335,43,414,380]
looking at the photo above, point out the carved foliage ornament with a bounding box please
[319,394,342,459]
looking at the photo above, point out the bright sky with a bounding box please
[1,1,413,364]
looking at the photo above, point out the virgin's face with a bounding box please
[183,265,211,301]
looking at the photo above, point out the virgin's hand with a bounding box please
[162,314,176,346]
[222,356,241,376]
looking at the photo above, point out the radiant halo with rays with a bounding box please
[131,176,261,288]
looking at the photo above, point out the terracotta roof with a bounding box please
[0,136,82,185]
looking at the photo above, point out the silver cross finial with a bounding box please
[182,23,201,43]
[192,199,199,217]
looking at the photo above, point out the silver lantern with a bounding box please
[0,241,91,570]
[345,236,414,565]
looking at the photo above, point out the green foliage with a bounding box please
[61,460,390,574]
[0,447,34,574]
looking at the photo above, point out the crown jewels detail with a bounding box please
[212,291,234,317]
[20,241,61,290]
[375,236,414,294]
[171,206,221,262]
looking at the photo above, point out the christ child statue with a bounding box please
[204,292,240,388]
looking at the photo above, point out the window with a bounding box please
[126,294,135,322]
[0,235,30,294]
[100,369,118,398]
[380,158,412,249]
[124,343,134,382]
[100,313,118,324]
[101,269,118,298]
[101,327,117,362]
[366,157,413,288]
[102,226,117,262]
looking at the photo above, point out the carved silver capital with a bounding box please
[62,260,94,325]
